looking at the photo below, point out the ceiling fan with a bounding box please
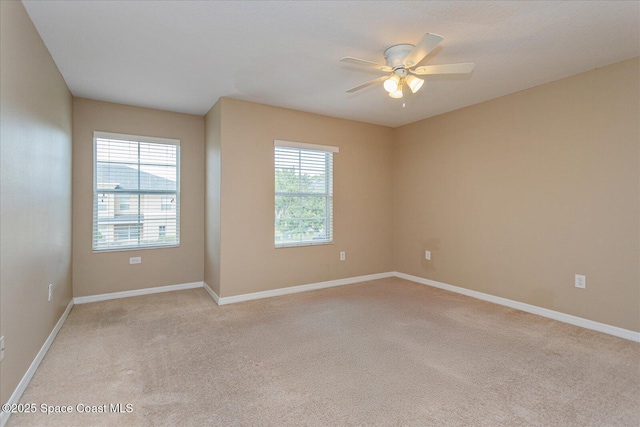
[341,33,474,99]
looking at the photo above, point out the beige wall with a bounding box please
[393,58,640,331]
[0,0,73,404]
[204,99,222,295]
[214,98,394,297]
[72,99,205,296]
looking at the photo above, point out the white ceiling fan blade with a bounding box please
[346,76,388,93]
[403,33,444,68]
[412,63,475,75]
[341,57,392,73]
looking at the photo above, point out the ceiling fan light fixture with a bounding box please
[389,84,403,99]
[383,75,400,93]
[343,33,475,101]
[406,75,424,93]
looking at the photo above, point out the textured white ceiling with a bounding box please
[22,1,640,127]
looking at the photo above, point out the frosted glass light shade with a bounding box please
[406,75,424,93]
[389,85,403,98]
[383,75,400,93]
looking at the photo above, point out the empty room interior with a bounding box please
[1,0,639,426]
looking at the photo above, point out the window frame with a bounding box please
[274,139,339,248]
[92,131,180,252]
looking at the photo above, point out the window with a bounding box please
[118,195,131,211]
[93,132,180,251]
[274,140,338,247]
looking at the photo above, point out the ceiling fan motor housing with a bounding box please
[384,44,414,69]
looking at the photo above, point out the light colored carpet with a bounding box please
[8,277,640,426]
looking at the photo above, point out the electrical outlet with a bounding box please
[340,251,346,261]
[425,250,431,260]
[48,283,53,302]
[575,274,586,289]
[130,257,142,264]
[1,336,4,361]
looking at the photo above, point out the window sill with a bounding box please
[275,241,333,249]
[92,243,179,253]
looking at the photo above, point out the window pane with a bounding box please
[93,134,180,251]
[275,144,333,247]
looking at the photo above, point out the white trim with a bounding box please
[275,240,332,249]
[274,139,339,153]
[203,282,220,305]
[216,272,394,305]
[73,281,203,304]
[394,272,640,343]
[1,300,74,427]
[94,131,180,146]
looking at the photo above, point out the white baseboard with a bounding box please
[394,271,640,343]
[73,281,204,304]
[211,272,395,306]
[1,299,74,427]
[203,282,220,304]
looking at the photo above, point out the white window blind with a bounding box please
[274,140,338,247]
[93,131,180,251]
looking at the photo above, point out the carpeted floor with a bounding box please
[8,277,640,426]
